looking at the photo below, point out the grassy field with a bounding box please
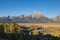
[17,23,60,37]
[17,23,60,28]
[0,23,60,37]
[0,23,60,40]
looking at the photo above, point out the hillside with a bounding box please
[0,11,60,23]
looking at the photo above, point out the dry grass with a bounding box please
[17,23,60,37]
[17,23,60,28]
[0,23,60,37]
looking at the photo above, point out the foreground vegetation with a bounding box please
[0,23,60,40]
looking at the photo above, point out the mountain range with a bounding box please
[0,11,60,23]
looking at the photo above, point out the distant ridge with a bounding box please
[0,11,60,23]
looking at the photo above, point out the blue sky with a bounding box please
[0,0,60,18]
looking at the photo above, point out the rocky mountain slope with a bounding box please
[0,11,60,23]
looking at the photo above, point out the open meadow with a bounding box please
[18,23,60,37]
[0,23,60,40]
[17,23,60,28]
